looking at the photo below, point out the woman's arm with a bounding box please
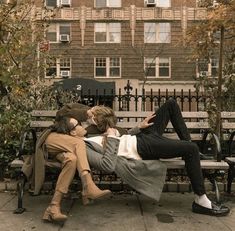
[128,113,156,135]
[86,137,120,173]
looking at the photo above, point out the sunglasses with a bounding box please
[70,121,81,131]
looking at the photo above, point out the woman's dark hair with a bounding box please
[51,116,76,134]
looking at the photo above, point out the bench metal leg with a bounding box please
[204,171,221,204]
[227,165,234,194]
[211,178,220,204]
[13,176,26,214]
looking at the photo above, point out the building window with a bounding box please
[145,0,171,7]
[46,23,71,43]
[196,58,219,78]
[95,0,121,8]
[158,0,170,7]
[144,23,171,43]
[145,57,171,78]
[211,58,219,76]
[145,58,156,77]
[46,57,71,78]
[95,23,121,43]
[159,58,170,76]
[45,0,71,7]
[45,0,57,7]
[95,57,121,78]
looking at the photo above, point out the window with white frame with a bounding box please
[144,23,171,43]
[95,0,121,8]
[95,23,121,43]
[95,57,121,78]
[46,57,71,78]
[145,57,171,78]
[46,23,71,43]
[158,0,170,7]
[45,0,71,7]
[211,58,219,76]
[145,0,171,7]
[196,58,219,77]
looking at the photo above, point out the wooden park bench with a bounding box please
[10,109,229,214]
[221,112,235,193]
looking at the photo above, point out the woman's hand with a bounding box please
[105,127,119,137]
[138,113,156,129]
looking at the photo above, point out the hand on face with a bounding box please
[138,113,156,129]
[103,127,120,137]
[69,118,87,137]
[87,108,97,125]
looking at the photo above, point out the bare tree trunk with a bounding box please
[215,25,224,159]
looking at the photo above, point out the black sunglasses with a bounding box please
[70,121,81,131]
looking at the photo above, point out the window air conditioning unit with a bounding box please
[60,70,70,78]
[197,71,208,78]
[59,34,70,42]
[212,1,219,8]
[146,0,156,6]
[60,0,71,6]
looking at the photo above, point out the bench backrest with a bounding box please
[221,112,235,131]
[221,112,235,143]
[30,110,210,141]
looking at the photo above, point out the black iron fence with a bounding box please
[80,88,206,112]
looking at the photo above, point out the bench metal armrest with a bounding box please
[201,129,222,162]
[18,127,37,158]
[228,131,235,157]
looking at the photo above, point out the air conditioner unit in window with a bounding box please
[59,34,70,42]
[60,0,71,6]
[60,70,70,78]
[197,71,208,78]
[146,0,156,6]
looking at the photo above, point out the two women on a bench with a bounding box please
[43,99,230,222]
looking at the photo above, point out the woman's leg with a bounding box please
[143,99,191,141]
[137,134,205,195]
[43,152,77,222]
[45,133,111,205]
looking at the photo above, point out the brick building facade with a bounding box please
[34,0,212,95]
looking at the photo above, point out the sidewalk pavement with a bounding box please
[0,185,234,231]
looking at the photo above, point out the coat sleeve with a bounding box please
[86,137,120,173]
[127,127,141,135]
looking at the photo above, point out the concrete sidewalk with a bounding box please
[0,188,234,231]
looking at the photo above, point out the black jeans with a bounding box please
[136,99,206,196]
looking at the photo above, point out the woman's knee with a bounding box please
[185,142,199,158]
[167,98,177,107]
[61,153,77,168]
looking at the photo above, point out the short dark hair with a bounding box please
[51,116,79,134]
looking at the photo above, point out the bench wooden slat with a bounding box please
[162,159,229,170]
[222,123,235,129]
[31,110,57,117]
[221,112,235,118]
[30,121,54,127]
[115,111,209,118]
[31,110,209,119]
[116,121,210,129]
[31,110,235,119]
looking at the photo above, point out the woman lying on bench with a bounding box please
[82,99,230,217]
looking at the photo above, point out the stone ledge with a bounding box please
[0,180,232,193]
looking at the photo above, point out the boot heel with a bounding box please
[82,195,93,205]
[42,210,51,221]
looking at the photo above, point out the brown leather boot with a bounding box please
[81,173,111,205]
[42,191,67,222]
